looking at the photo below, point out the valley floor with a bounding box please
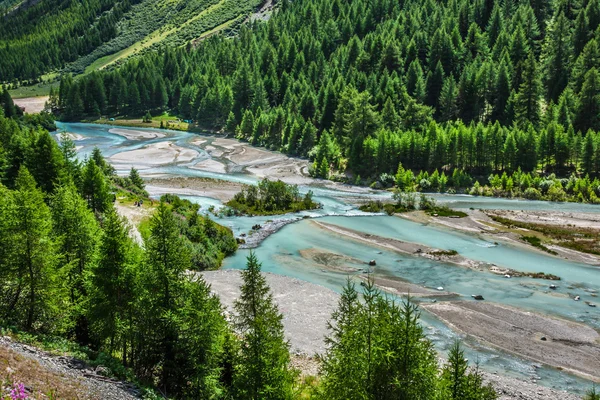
[202,270,586,400]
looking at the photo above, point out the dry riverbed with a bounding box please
[422,301,600,382]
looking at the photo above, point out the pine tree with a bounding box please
[441,341,497,400]
[128,167,144,190]
[233,252,295,400]
[582,132,596,175]
[576,68,600,132]
[321,278,440,399]
[8,167,62,331]
[28,130,65,194]
[82,158,111,215]
[543,12,572,102]
[439,77,459,122]
[139,201,192,393]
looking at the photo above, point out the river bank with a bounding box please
[54,122,600,395]
[400,209,600,267]
[422,301,600,383]
[201,270,586,399]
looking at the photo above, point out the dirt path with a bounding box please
[115,201,153,244]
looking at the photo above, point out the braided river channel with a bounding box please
[55,122,600,395]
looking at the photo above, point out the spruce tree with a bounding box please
[88,207,137,357]
[515,53,542,127]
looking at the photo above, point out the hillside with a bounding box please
[56,0,600,201]
[0,0,265,87]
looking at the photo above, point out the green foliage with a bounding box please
[160,194,238,270]
[0,167,64,332]
[319,279,440,399]
[50,183,101,342]
[440,341,497,400]
[233,252,296,399]
[52,0,600,189]
[128,167,144,190]
[227,178,320,215]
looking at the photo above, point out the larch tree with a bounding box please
[233,252,296,400]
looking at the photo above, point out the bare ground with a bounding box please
[401,210,600,266]
[422,301,600,382]
[200,269,338,355]
[145,177,243,202]
[0,337,139,399]
[115,200,154,245]
[12,96,48,114]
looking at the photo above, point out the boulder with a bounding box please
[471,294,484,300]
[368,260,377,266]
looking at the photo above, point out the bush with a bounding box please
[523,187,542,200]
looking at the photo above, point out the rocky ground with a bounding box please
[422,301,600,382]
[0,336,139,399]
[401,210,600,267]
[201,269,338,355]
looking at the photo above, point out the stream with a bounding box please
[55,122,600,395]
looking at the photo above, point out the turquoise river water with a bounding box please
[55,122,600,395]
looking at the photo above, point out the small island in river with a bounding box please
[225,177,320,216]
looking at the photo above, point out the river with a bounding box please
[55,122,600,395]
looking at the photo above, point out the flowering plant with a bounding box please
[9,383,28,400]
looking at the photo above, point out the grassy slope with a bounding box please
[11,0,262,98]
[86,0,229,73]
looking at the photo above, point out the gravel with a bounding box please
[0,336,140,399]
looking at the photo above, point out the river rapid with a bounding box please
[55,122,600,395]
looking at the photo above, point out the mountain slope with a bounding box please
[0,0,264,83]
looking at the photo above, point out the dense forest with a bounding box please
[0,0,137,81]
[55,0,600,202]
[0,0,265,83]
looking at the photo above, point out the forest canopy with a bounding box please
[54,0,600,196]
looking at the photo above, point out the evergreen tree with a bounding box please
[82,158,111,215]
[87,207,137,357]
[543,12,572,102]
[233,252,295,400]
[6,167,63,331]
[441,341,497,400]
[576,68,600,132]
[51,184,100,343]
[138,201,191,393]
[128,167,145,190]
[515,53,542,127]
